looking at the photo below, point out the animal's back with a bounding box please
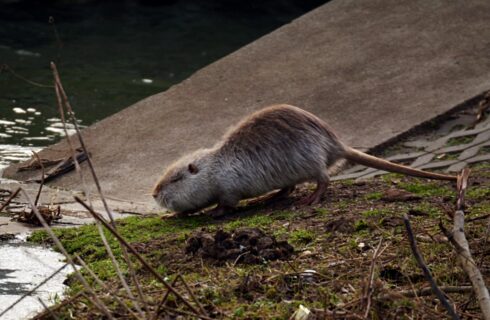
[213,105,345,199]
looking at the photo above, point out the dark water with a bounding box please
[0,0,326,170]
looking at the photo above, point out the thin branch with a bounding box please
[403,213,460,320]
[0,64,54,88]
[75,196,206,318]
[362,238,384,319]
[51,63,146,317]
[37,297,60,320]
[449,169,490,319]
[75,256,142,320]
[152,275,180,320]
[159,305,213,320]
[378,286,475,300]
[176,274,207,316]
[51,61,149,316]
[32,151,45,206]
[30,292,84,320]
[0,187,20,213]
[20,188,114,319]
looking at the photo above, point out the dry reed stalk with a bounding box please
[32,151,45,206]
[403,213,460,320]
[0,187,20,213]
[362,238,384,319]
[37,297,60,320]
[30,292,84,320]
[20,188,114,319]
[51,62,147,317]
[449,168,490,319]
[75,256,142,320]
[51,62,149,316]
[75,196,208,318]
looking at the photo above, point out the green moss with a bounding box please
[362,208,390,218]
[411,202,444,218]
[314,207,330,216]
[354,219,369,231]
[466,187,490,200]
[365,192,383,200]
[398,181,453,197]
[445,136,474,146]
[289,229,315,245]
[381,173,404,183]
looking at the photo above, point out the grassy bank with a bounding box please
[30,163,490,319]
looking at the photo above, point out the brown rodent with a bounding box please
[152,104,456,217]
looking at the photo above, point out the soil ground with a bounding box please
[29,162,490,319]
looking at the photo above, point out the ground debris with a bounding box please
[185,227,294,264]
[381,188,422,202]
[11,205,62,225]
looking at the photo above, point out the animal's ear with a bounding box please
[188,163,199,174]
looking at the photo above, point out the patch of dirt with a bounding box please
[185,227,294,264]
[324,217,355,233]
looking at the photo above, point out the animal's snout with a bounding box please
[152,184,161,198]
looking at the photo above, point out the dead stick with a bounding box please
[0,187,20,213]
[21,189,114,319]
[0,263,68,318]
[378,286,476,300]
[159,305,213,320]
[75,256,142,320]
[363,238,383,319]
[75,196,204,318]
[177,274,207,316]
[152,276,180,320]
[32,151,45,206]
[450,168,490,319]
[37,297,60,320]
[31,291,84,320]
[52,65,146,318]
[0,64,53,88]
[51,62,149,316]
[403,213,460,320]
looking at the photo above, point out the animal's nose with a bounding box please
[152,185,161,198]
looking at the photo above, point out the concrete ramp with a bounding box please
[4,0,490,210]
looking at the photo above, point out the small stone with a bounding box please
[299,250,313,258]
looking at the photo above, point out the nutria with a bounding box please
[152,104,456,217]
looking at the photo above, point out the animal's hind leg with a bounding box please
[296,176,329,206]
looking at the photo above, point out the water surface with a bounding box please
[0,0,326,172]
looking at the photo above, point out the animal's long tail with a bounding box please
[343,146,457,181]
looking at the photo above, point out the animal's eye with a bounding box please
[170,175,182,183]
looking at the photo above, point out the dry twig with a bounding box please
[51,61,149,317]
[362,238,384,319]
[378,286,475,300]
[51,62,146,317]
[21,188,114,319]
[0,187,20,213]
[32,151,45,206]
[30,292,84,320]
[37,297,60,320]
[447,168,490,319]
[403,213,460,320]
[75,196,208,319]
[75,256,142,320]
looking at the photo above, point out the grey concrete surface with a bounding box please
[4,0,490,209]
